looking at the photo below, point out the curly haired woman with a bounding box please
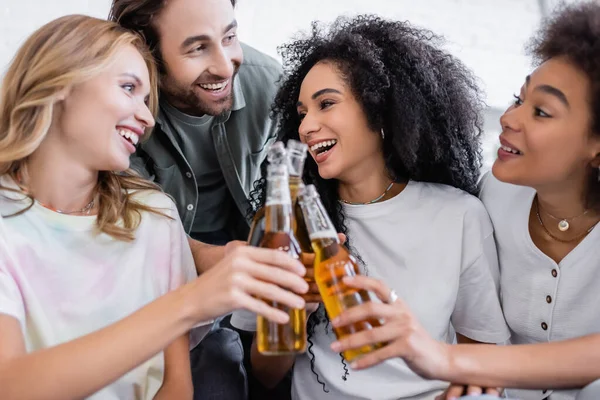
[231,14,510,400]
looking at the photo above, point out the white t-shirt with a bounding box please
[480,172,600,400]
[0,179,208,400]
[232,180,510,400]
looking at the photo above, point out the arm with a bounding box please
[188,238,246,274]
[332,277,600,391]
[250,339,296,389]
[188,237,225,274]
[456,334,480,345]
[0,245,309,400]
[439,335,501,400]
[154,334,193,400]
[0,289,196,400]
[447,335,600,390]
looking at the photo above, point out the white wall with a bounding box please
[0,0,580,168]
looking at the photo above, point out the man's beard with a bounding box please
[160,71,238,118]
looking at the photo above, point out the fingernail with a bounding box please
[331,317,340,326]
[295,300,305,308]
[350,362,358,369]
[330,342,341,352]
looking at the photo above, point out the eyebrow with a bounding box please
[296,88,342,107]
[525,75,570,108]
[180,20,238,50]
[121,72,143,86]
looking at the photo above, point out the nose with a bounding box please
[500,104,523,134]
[208,46,235,78]
[298,111,320,141]
[136,101,155,130]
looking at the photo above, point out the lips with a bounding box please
[117,128,140,146]
[309,139,337,154]
[198,79,230,92]
[499,137,522,155]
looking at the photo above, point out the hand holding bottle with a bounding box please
[329,275,450,379]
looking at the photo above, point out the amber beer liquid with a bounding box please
[299,185,384,362]
[256,164,307,355]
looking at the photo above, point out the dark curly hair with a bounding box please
[108,0,237,72]
[247,14,485,390]
[527,1,600,209]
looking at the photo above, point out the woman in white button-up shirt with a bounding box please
[332,2,600,400]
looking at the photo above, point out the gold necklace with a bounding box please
[36,199,95,215]
[535,197,596,243]
[537,200,589,232]
[340,182,395,205]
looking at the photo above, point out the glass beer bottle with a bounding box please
[247,142,287,247]
[285,140,313,256]
[256,163,307,355]
[298,184,384,361]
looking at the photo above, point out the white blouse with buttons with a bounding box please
[479,173,600,400]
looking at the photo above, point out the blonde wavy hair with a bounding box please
[0,15,167,241]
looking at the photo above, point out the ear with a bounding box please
[591,153,600,169]
[588,132,600,168]
[54,86,71,102]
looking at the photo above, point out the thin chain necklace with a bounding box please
[537,199,589,232]
[535,197,596,243]
[340,182,395,205]
[15,173,95,215]
[36,198,95,215]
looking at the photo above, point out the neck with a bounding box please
[535,177,592,219]
[25,131,98,213]
[337,156,394,204]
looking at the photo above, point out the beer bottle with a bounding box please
[247,142,287,247]
[286,140,312,254]
[256,163,307,355]
[298,184,384,361]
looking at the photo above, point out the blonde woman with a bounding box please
[0,15,308,400]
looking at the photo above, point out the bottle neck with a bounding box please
[265,174,293,233]
[289,176,302,203]
[299,194,338,242]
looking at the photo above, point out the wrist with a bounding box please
[444,343,470,384]
[171,280,211,330]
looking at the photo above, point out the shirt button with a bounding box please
[187,204,194,211]
[186,172,192,178]
[546,295,552,304]
[551,269,558,277]
[541,322,548,330]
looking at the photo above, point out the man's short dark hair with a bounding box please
[108,0,237,70]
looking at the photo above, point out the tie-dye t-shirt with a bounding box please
[0,179,205,399]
